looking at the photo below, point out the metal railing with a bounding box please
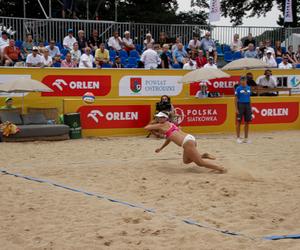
[0,16,297,46]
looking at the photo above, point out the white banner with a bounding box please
[209,0,221,22]
[284,0,293,23]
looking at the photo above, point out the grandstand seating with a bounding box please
[276,58,283,65]
[224,51,233,62]
[119,50,128,58]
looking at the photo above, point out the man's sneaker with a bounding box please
[236,138,243,144]
[243,138,251,144]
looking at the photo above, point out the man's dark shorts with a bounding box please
[237,102,252,122]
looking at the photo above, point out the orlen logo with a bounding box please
[251,102,299,124]
[42,75,111,96]
[173,104,227,126]
[77,105,151,129]
[190,76,240,96]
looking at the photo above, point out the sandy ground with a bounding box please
[1,131,300,250]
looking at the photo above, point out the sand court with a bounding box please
[1,131,300,249]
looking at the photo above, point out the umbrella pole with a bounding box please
[22,93,25,113]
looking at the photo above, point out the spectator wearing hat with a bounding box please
[46,40,61,58]
[95,43,110,67]
[108,31,123,52]
[79,47,94,68]
[112,56,123,68]
[41,48,53,67]
[1,97,16,109]
[262,50,277,67]
[141,44,161,69]
[22,34,34,57]
[61,52,76,68]
[188,34,201,51]
[3,39,23,66]
[76,30,88,53]
[26,46,43,67]
[143,33,155,50]
[278,55,293,69]
[204,56,217,69]
[63,29,77,50]
[122,31,135,52]
[88,29,102,51]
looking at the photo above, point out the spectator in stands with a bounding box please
[295,45,300,64]
[204,56,217,69]
[246,72,258,96]
[188,33,201,51]
[63,29,77,50]
[183,57,197,70]
[160,44,171,69]
[171,36,181,53]
[159,32,169,47]
[262,50,277,67]
[61,52,76,68]
[76,30,88,53]
[41,48,53,67]
[244,43,258,58]
[265,40,275,56]
[46,40,61,58]
[3,39,23,66]
[26,46,43,67]
[95,43,110,67]
[70,42,81,65]
[274,40,283,58]
[143,33,155,50]
[122,31,135,53]
[257,69,277,96]
[0,31,9,53]
[154,44,162,56]
[286,45,297,64]
[79,47,94,68]
[141,44,161,69]
[112,56,123,68]
[195,50,207,68]
[278,55,293,69]
[52,54,61,67]
[200,31,216,58]
[256,41,266,59]
[0,97,16,109]
[88,29,101,51]
[230,34,243,52]
[173,43,188,67]
[37,41,46,54]
[243,33,256,48]
[108,31,123,52]
[22,34,34,57]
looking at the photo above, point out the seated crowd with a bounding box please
[0,29,300,69]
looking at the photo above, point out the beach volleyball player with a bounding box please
[144,112,226,173]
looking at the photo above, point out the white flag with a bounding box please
[284,0,293,23]
[209,0,221,22]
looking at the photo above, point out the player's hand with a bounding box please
[155,148,161,153]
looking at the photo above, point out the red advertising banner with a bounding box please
[190,76,240,96]
[174,104,227,126]
[41,75,111,96]
[77,105,151,129]
[251,102,299,124]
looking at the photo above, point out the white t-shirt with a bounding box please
[123,37,133,47]
[278,62,293,69]
[79,53,94,68]
[63,35,77,49]
[0,37,9,52]
[183,60,197,70]
[188,39,201,50]
[141,49,161,69]
[108,36,122,51]
[41,56,53,66]
[262,56,277,67]
[26,53,43,66]
[204,63,217,69]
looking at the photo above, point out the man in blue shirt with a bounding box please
[235,76,252,143]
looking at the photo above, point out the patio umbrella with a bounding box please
[222,58,269,70]
[0,78,53,112]
[179,68,231,84]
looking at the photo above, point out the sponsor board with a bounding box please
[77,105,151,129]
[251,102,299,124]
[256,75,300,94]
[119,76,183,96]
[190,76,240,96]
[174,104,227,126]
[42,75,111,96]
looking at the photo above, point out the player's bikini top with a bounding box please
[165,123,179,138]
